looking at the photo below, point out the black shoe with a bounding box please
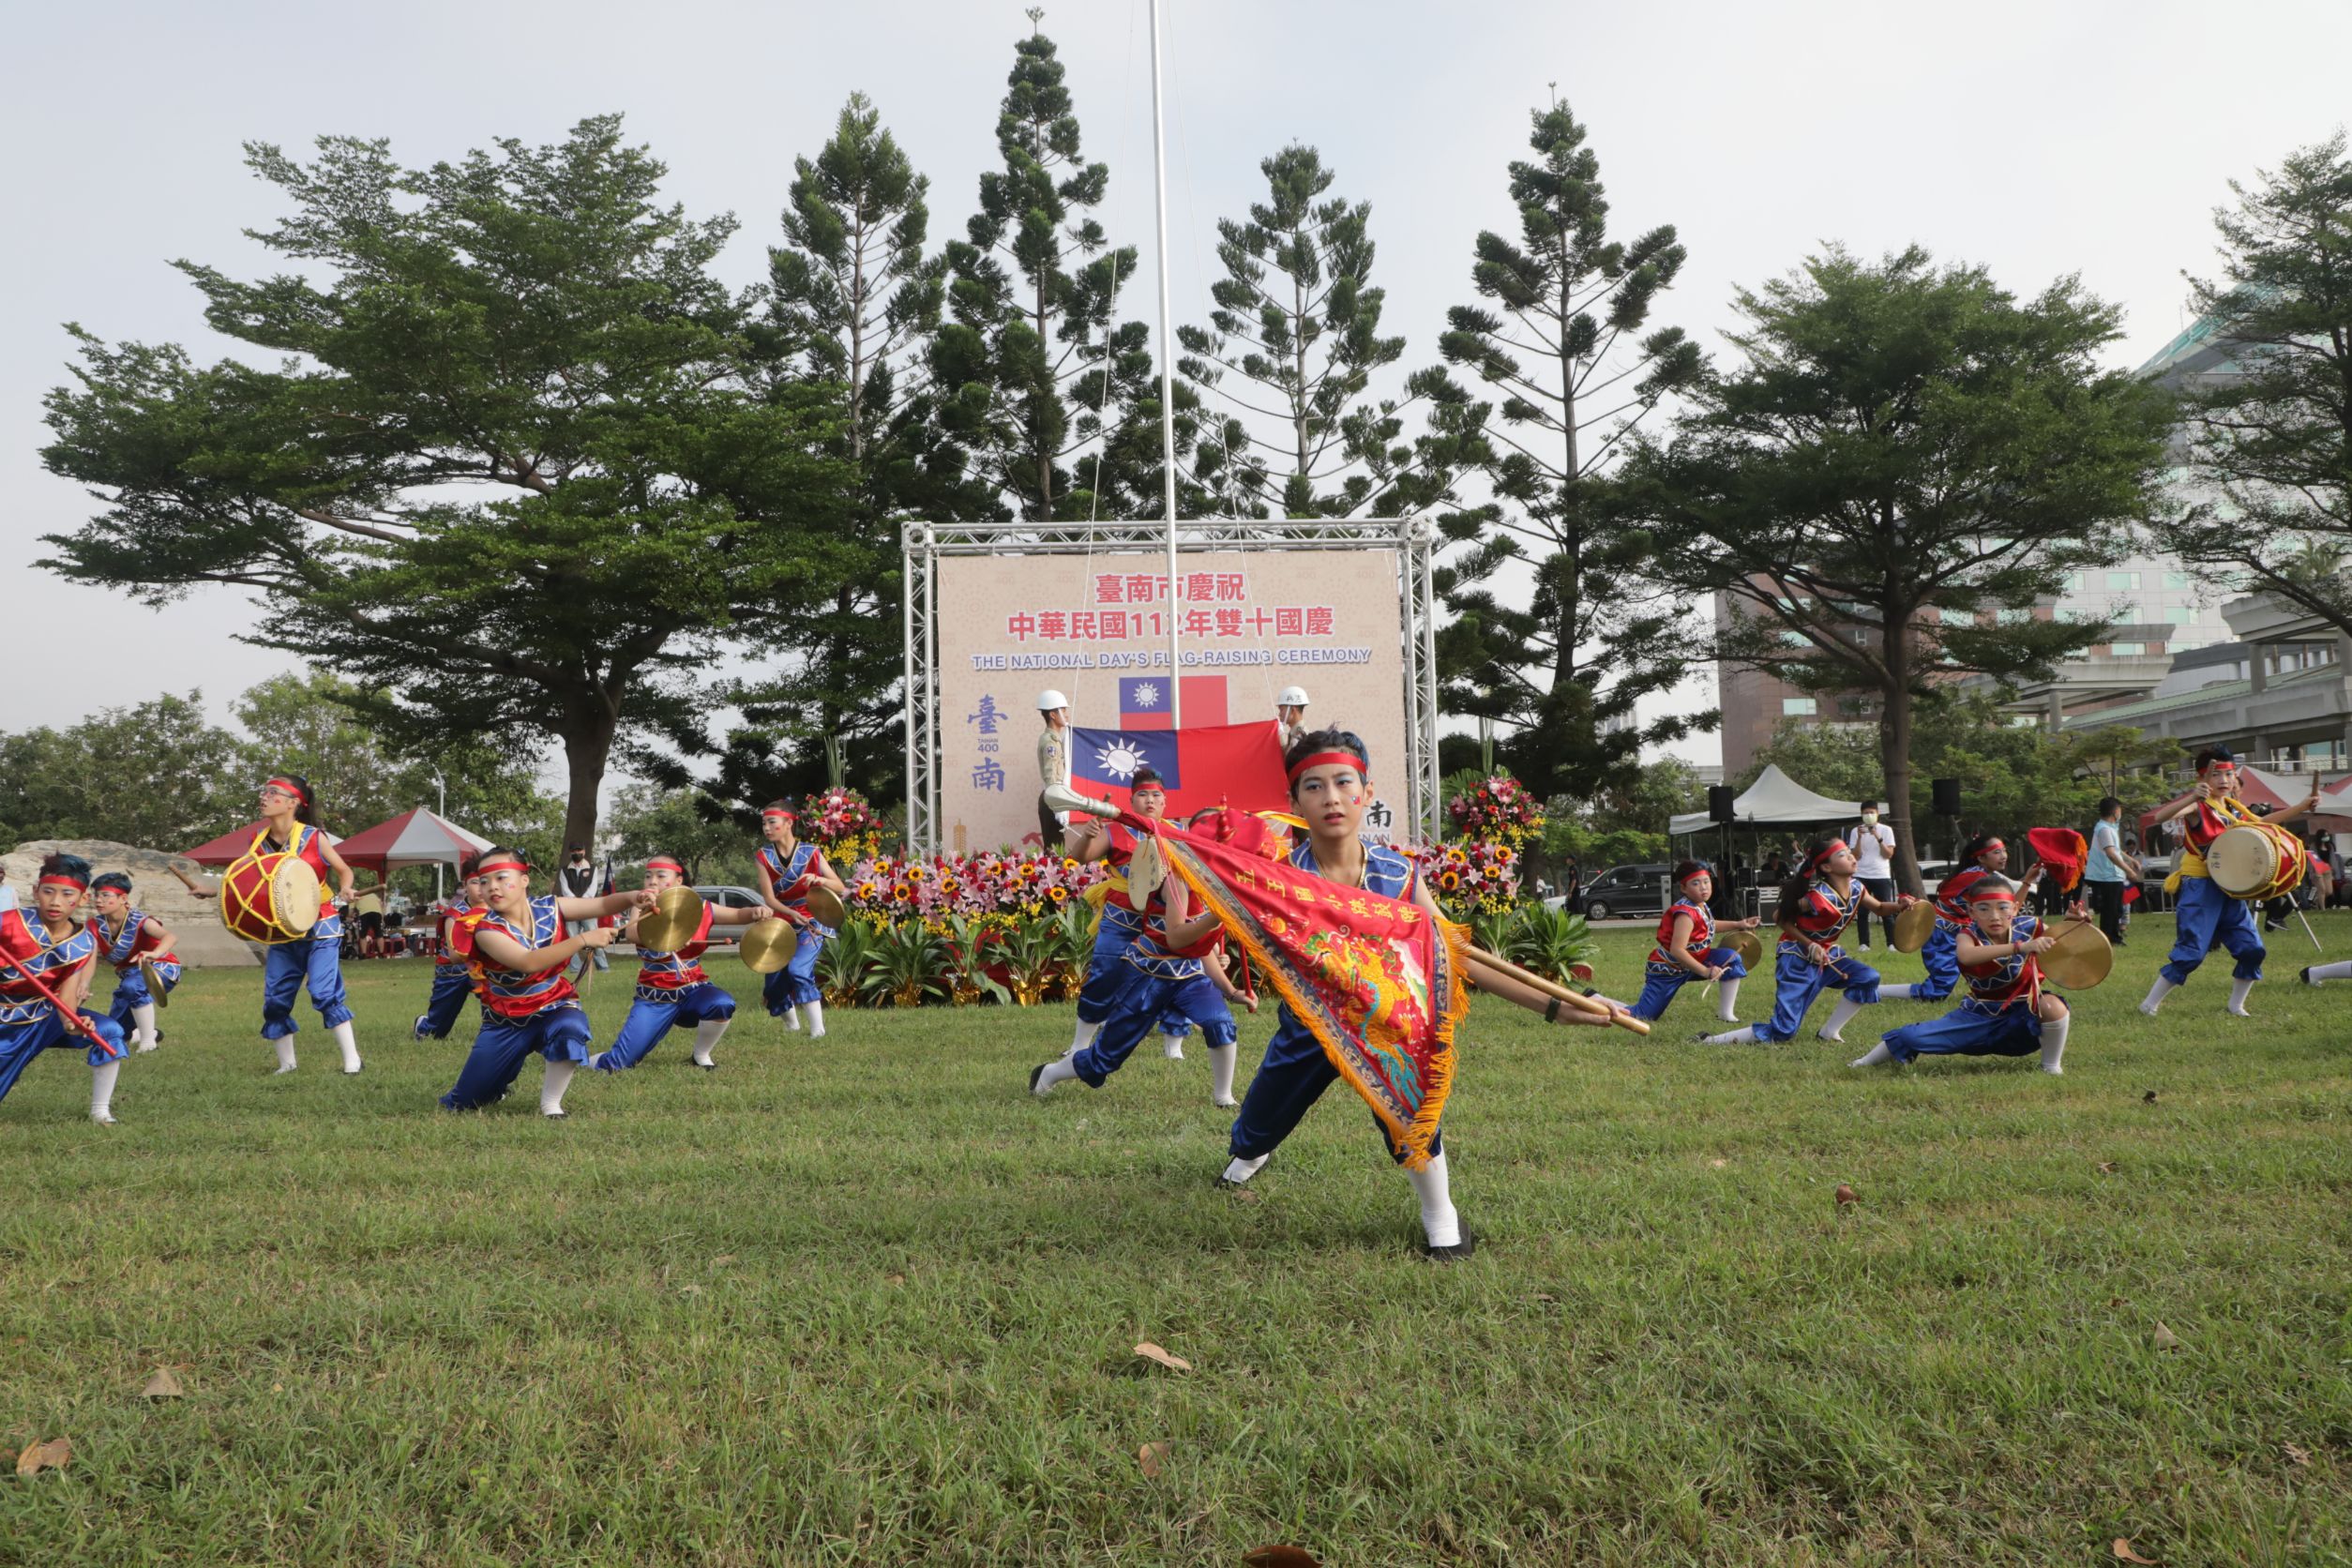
[1028,1063,1048,1096]
[694,1060,719,1072]
[542,1109,567,1120]
[1423,1229,1479,1261]
[2303,966,2319,986]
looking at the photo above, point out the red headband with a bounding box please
[645,856,685,873]
[37,874,90,890]
[472,853,531,878]
[264,776,309,805]
[1976,838,2005,858]
[1287,749,1368,787]
[1802,840,1850,877]
[1965,882,2018,904]
[761,807,796,821]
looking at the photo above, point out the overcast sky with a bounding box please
[8,0,2346,777]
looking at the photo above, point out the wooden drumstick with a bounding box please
[1464,946,1651,1036]
[0,954,106,1047]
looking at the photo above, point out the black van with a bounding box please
[1576,863,1675,922]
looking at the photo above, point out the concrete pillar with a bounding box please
[2250,641,2268,695]
[2046,686,2064,731]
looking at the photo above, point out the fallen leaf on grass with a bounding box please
[1134,1342,1192,1373]
[712,1255,736,1267]
[140,1368,185,1399]
[678,1284,703,1297]
[1708,1158,1728,1169]
[2096,1161,2118,1174]
[1138,1440,1168,1478]
[1243,1548,1321,1568]
[2109,1296,2130,1308]
[1833,1184,1858,1207]
[2284,1443,2312,1467]
[2114,1538,2158,1564]
[2149,1321,2182,1351]
[1228,1186,1260,1204]
[15,1438,70,1477]
[2142,1091,2159,1105]
[885,1274,907,1287]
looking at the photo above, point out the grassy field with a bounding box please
[4,913,2350,1565]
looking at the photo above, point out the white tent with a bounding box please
[1669,764,1864,837]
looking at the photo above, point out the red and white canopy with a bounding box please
[329,807,495,876]
[2137,766,2319,836]
[181,820,343,867]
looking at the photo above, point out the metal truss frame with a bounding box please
[902,516,1441,855]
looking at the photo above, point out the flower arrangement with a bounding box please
[1445,772,1545,847]
[1408,837,1522,917]
[842,848,1105,930]
[803,786,887,866]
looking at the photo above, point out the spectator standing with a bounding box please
[558,846,610,973]
[1558,855,1582,914]
[1850,801,1897,949]
[2084,795,2140,944]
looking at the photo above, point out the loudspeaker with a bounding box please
[1931,777,1962,817]
[1708,785,1737,824]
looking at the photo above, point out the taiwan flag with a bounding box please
[1068,719,1287,820]
[1119,674,1229,730]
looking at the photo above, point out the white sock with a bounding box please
[1221,1153,1270,1184]
[804,1000,825,1040]
[2139,975,2176,1016]
[1208,1043,1237,1106]
[132,1003,158,1051]
[1700,1025,1756,1045]
[1404,1152,1462,1248]
[1848,1041,1894,1067]
[692,1018,730,1067]
[2308,959,2352,983]
[1033,1056,1079,1094]
[331,1019,362,1074]
[90,1058,122,1122]
[1716,976,1742,1021]
[2228,977,2255,1017]
[1878,983,1917,1001]
[1068,1018,1102,1057]
[781,1005,802,1031]
[540,1060,577,1115]
[273,1037,297,1073]
[1817,995,1869,1042]
[2039,1013,2070,1075]
[1161,1031,1185,1060]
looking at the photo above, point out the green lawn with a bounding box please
[4,914,2349,1565]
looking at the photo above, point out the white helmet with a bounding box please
[1036,689,1069,712]
[1277,686,1309,708]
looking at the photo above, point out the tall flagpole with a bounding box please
[1149,0,1182,725]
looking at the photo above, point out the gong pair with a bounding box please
[632,884,846,974]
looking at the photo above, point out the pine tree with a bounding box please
[1433,98,1708,797]
[1176,144,1417,518]
[930,17,1153,521]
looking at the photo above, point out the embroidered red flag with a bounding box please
[2028,827,2088,893]
[1151,811,1468,1168]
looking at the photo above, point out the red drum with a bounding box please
[219,852,323,944]
[2207,823,2307,903]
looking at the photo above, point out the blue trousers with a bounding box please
[0,1008,128,1108]
[2162,877,2264,986]
[1228,1021,1438,1165]
[439,1005,592,1110]
[1881,1001,2051,1063]
[1755,946,1880,1043]
[262,917,352,1040]
[1076,918,1197,1037]
[1629,947,1748,1021]
[761,926,825,1013]
[416,964,474,1039]
[1070,964,1236,1087]
[1909,921,1961,1002]
[105,957,181,1019]
[596,983,737,1072]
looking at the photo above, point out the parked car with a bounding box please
[620,883,765,947]
[1575,862,1676,923]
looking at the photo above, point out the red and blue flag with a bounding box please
[1118,674,1229,730]
[1069,719,1286,820]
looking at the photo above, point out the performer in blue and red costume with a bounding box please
[439,846,650,1117]
[1880,834,2043,1003]
[412,868,485,1041]
[247,773,365,1076]
[1700,837,1912,1045]
[1059,766,1211,1070]
[0,853,130,1124]
[85,871,181,1054]
[2141,746,2322,1018]
[593,854,776,1074]
[1851,876,2073,1074]
[753,804,846,1038]
[1622,861,1759,1025]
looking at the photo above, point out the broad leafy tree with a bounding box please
[1434,99,1709,797]
[2150,131,2352,640]
[1635,246,2175,888]
[0,694,243,851]
[932,22,1153,520]
[39,117,856,853]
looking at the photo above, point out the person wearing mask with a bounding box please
[2083,796,2140,945]
[558,846,609,974]
[1035,690,1072,852]
[1275,686,1310,755]
[1849,802,1897,949]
